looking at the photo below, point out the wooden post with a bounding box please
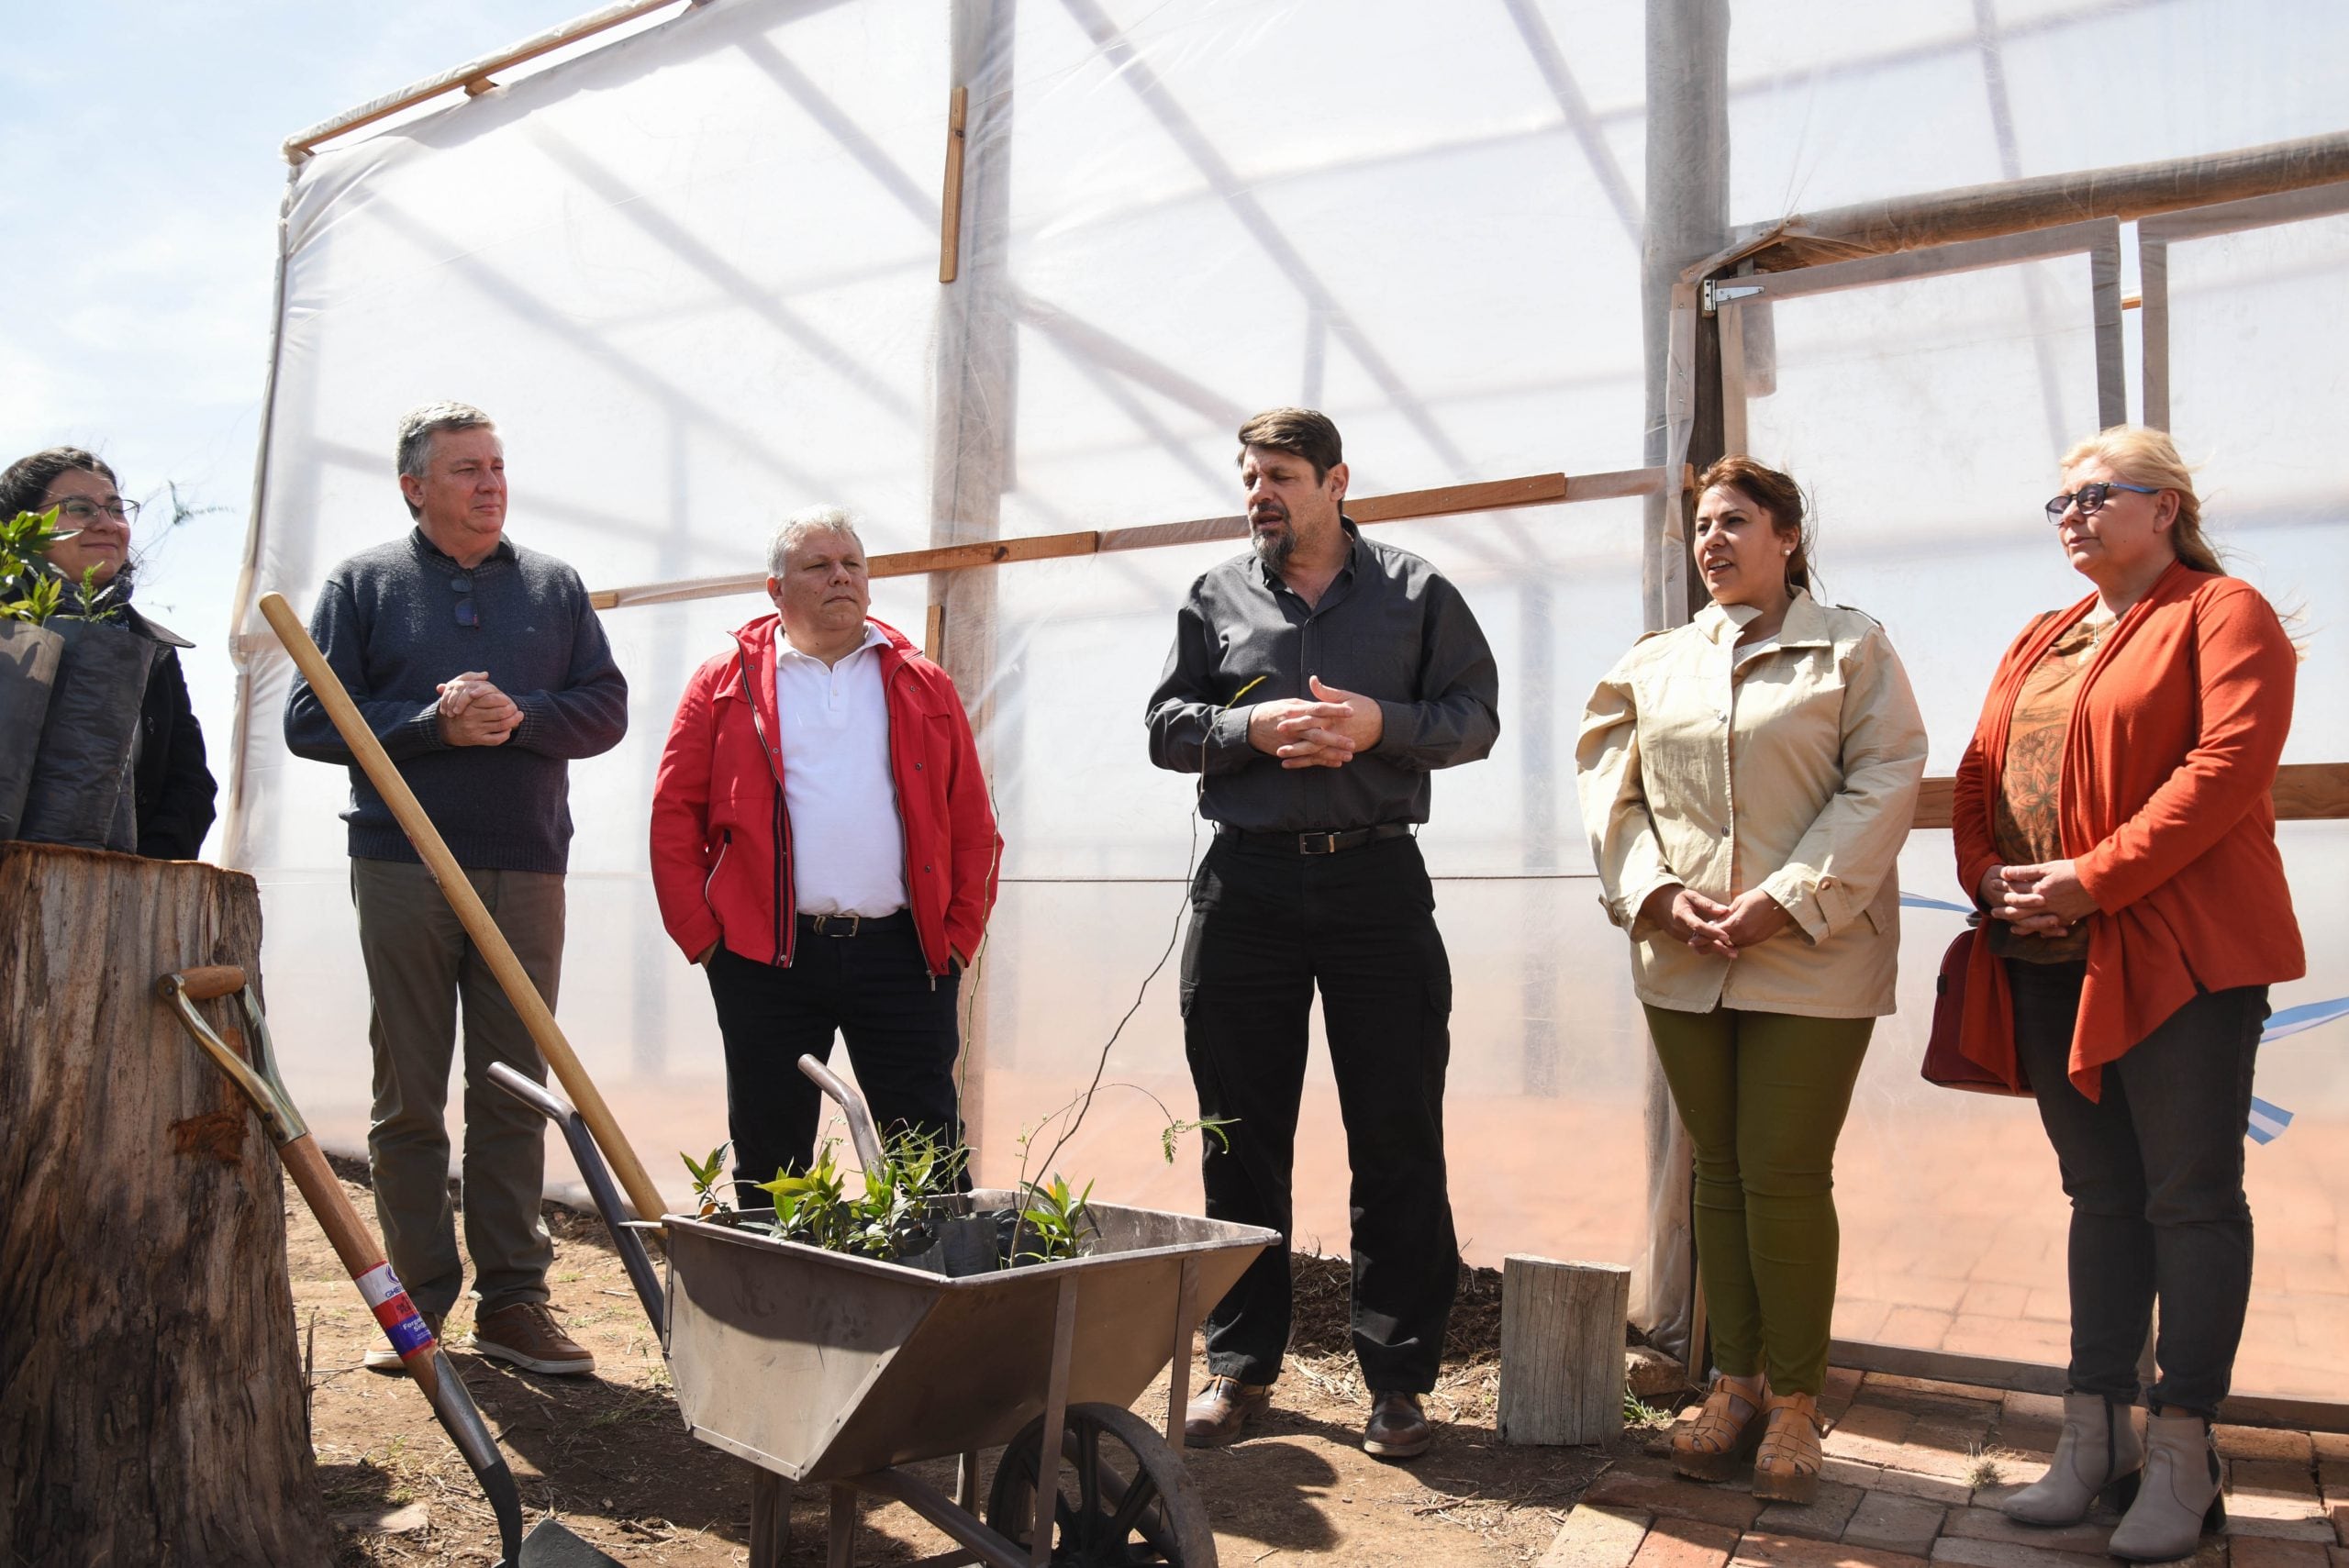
[0,842,328,1564]
[929,0,1018,1175]
[1497,1255,1631,1447]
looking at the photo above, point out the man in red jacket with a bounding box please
[651,506,999,1199]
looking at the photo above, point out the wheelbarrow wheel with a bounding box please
[986,1401,1216,1566]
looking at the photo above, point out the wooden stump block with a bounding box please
[0,842,328,1564]
[1499,1254,1631,1446]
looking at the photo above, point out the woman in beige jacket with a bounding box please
[1575,456,1927,1503]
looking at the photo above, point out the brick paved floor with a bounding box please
[1542,1370,2349,1568]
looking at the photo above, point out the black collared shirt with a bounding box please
[1144,520,1499,831]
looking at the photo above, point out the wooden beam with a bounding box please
[1910,762,2349,831]
[1720,129,2349,274]
[877,530,1097,579]
[281,0,696,161]
[1348,471,1568,522]
[938,85,969,284]
[587,466,1664,609]
[2272,762,2349,821]
[1912,777,1955,831]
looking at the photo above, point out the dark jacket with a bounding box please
[132,624,216,860]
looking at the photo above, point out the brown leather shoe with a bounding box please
[362,1312,445,1374]
[1752,1390,1823,1504]
[1183,1374,1273,1448]
[471,1301,596,1376]
[1364,1390,1432,1461]
[1673,1373,1766,1482]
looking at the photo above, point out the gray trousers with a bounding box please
[352,856,563,1317]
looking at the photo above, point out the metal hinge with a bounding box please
[1701,279,1765,316]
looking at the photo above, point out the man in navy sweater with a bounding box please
[285,402,628,1377]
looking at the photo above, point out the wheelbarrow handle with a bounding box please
[796,1053,886,1173]
[486,1062,667,1339]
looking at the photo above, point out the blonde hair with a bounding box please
[2061,425,2221,576]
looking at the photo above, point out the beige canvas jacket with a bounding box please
[1575,589,1928,1018]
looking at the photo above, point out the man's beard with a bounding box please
[1250,520,1294,574]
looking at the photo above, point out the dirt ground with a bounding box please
[297,1162,1659,1566]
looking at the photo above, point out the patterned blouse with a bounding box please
[1989,613,2110,962]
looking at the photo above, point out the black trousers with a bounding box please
[2007,958,2266,1417]
[704,919,963,1201]
[1179,831,1457,1392]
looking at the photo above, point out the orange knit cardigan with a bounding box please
[1951,561,2303,1099]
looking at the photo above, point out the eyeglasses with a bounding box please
[50,496,140,525]
[2045,481,2159,523]
[451,573,478,628]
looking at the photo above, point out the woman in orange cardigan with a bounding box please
[1952,426,2301,1563]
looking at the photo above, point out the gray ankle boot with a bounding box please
[2000,1392,2143,1526]
[2107,1409,2225,1562]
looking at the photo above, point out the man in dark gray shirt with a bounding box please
[1145,406,1498,1461]
[286,401,627,1380]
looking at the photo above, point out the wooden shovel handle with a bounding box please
[256,591,664,1223]
[278,1134,381,1276]
[174,965,249,1002]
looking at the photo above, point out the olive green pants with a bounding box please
[1643,1004,1873,1396]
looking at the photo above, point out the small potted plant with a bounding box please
[4,511,158,851]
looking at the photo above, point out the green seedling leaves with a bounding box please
[1010,1173,1097,1266]
[1161,1115,1236,1164]
[679,1143,732,1217]
[0,509,126,625]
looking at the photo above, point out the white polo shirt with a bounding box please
[775,623,907,917]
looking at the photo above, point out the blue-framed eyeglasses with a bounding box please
[2045,481,2160,523]
[451,573,478,628]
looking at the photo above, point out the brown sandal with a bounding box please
[1672,1373,1765,1482]
[1753,1390,1823,1503]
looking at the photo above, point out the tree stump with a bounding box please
[1497,1255,1631,1446]
[0,842,328,1564]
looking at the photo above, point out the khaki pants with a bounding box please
[352,857,563,1317]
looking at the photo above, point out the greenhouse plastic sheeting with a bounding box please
[227,0,2349,1403]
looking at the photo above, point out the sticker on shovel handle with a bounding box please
[355,1262,436,1361]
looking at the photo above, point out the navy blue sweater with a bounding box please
[284,528,628,873]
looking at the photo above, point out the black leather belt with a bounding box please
[796,909,912,937]
[1219,823,1413,855]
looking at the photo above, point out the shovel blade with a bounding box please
[517,1516,630,1567]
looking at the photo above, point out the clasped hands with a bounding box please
[1639,884,1790,960]
[1247,675,1384,769]
[1978,860,2097,938]
[436,670,522,747]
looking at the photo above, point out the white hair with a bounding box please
[766,506,866,577]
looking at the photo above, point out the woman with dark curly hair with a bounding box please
[1956,426,2301,1562]
[1,446,216,857]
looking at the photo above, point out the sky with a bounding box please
[1,0,584,856]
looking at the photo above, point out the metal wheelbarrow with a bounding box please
[489,1056,1274,1567]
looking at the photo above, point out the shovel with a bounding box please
[158,963,625,1568]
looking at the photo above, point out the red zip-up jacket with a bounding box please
[650,613,999,974]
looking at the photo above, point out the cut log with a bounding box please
[0,842,328,1564]
[1498,1255,1631,1447]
